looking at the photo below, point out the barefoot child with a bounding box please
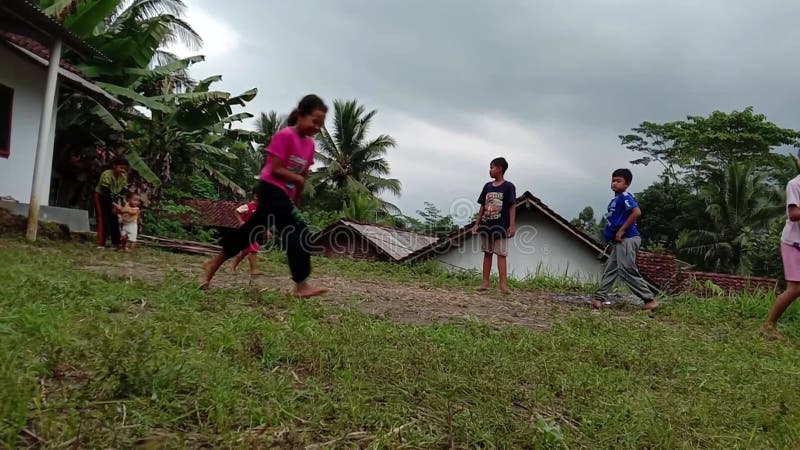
[115,192,141,251]
[763,159,800,339]
[471,157,516,294]
[230,190,270,275]
[201,95,329,298]
[592,168,658,310]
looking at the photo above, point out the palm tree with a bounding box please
[255,111,289,146]
[314,99,401,212]
[678,162,783,274]
[340,189,382,222]
[41,0,202,77]
[221,111,289,193]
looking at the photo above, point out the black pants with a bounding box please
[94,192,120,247]
[220,181,313,283]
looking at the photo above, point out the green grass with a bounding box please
[270,249,595,293]
[1,238,800,448]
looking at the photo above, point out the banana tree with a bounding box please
[118,78,259,200]
[40,0,202,84]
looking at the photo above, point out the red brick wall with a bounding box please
[636,251,776,297]
[677,271,776,296]
[636,252,681,292]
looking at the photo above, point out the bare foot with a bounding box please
[292,283,329,298]
[499,287,511,295]
[249,271,261,277]
[591,299,604,309]
[201,259,217,291]
[475,286,489,292]
[641,300,660,311]
[761,324,785,341]
[229,264,239,273]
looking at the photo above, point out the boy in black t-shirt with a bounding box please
[471,157,517,294]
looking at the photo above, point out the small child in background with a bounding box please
[115,193,142,251]
[230,191,269,275]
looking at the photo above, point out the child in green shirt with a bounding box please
[93,157,129,249]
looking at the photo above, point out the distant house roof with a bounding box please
[403,191,607,263]
[0,31,119,104]
[0,0,108,60]
[314,219,440,262]
[179,199,243,229]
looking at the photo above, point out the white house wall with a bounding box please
[436,208,605,282]
[0,44,58,206]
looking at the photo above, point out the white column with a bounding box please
[26,37,62,241]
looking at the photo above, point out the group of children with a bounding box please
[94,157,142,251]
[471,155,800,337]
[190,92,659,311]
[82,92,794,337]
[201,94,328,298]
[468,159,658,310]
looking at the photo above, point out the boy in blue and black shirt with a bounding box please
[592,168,659,310]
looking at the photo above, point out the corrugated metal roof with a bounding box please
[345,220,439,261]
[314,219,439,261]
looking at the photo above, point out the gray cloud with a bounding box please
[179,0,800,220]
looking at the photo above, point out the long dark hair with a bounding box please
[287,94,327,127]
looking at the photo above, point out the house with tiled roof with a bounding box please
[403,190,776,296]
[403,191,610,282]
[175,202,439,262]
[0,0,118,236]
[178,199,244,230]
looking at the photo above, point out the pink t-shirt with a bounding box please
[782,175,800,244]
[259,127,315,197]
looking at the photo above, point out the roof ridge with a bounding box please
[401,189,606,262]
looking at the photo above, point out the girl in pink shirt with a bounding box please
[202,95,329,298]
[764,155,800,339]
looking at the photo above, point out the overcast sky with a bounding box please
[170,0,800,223]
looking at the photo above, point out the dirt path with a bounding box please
[79,254,586,329]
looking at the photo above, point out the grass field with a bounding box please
[1,237,800,449]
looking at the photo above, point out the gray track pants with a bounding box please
[594,236,655,302]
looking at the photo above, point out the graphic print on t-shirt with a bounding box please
[483,192,504,221]
[285,154,309,191]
